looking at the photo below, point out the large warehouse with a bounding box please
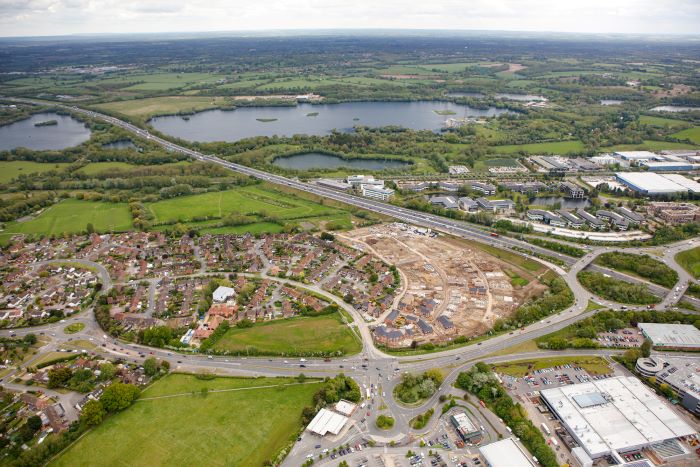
[638,323,700,350]
[540,376,696,460]
[479,438,534,467]
[615,172,698,195]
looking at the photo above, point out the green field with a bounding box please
[0,161,69,183]
[212,313,361,356]
[146,185,343,224]
[0,199,133,241]
[78,161,191,175]
[602,140,698,151]
[51,374,321,467]
[493,356,611,377]
[95,72,227,92]
[676,247,700,279]
[639,115,689,129]
[94,96,233,119]
[672,126,700,144]
[491,140,585,154]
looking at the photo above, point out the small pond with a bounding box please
[273,152,411,171]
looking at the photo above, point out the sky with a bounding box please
[1,0,699,37]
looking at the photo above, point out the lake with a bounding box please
[102,139,137,150]
[600,100,623,106]
[273,152,411,171]
[650,106,700,113]
[0,112,91,151]
[149,101,512,142]
[532,196,590,209]
[495,93,547,102]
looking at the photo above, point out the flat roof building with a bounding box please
[643,161,695,171]
[615,172,689,195]
[615,151,658,161]
[638,323,700,350]
[660,174,700,194]
[450,412,481,441]
[317,179,352,191]
[212,286,236,303]
[479,438,535,467]
[361,185,394,201]
[636,356,700,415]
[306,408,348,436]
[540,376,696,459]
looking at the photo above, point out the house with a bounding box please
[597,210,629,230]
[437,315,455,332]
[556,210,585,228]
[430,196,459,210]
[560,181,585,199]
[471,182,496,195]
[615,206,645,225]
[417,319,434,334]
[458,197,479,212]
[576,209,606,229]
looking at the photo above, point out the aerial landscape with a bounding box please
[1,1,700,466]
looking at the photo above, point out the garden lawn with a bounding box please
[676,247,700,279]
[0,161,69,183]
[493,356,611,378]
[51,374,321,467]
[146,185,342,224]
[1,199,133,239]
[213,313,361,356]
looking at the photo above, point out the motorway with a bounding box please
[3,98,700,464]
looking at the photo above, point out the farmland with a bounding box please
[212,313,361,356]
[0,161,69,183]
[0,199,133,242]
[147,186,348,223]
[93,96,234,119]
[51,374,322,467]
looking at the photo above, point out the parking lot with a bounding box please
[500,362,618,398]
[596,327,644,348]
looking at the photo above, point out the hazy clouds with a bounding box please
[1,0,698,37]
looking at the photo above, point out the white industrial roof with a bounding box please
[540,376,696,459]
[479,438,534,467]
[615,151,658,160]
[639,323,700,348]
[616,172,688,194]
[659,174,700,194]
[306,408,348,436]
[212,286,236,302]
[335,400,357,416]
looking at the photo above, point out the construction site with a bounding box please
[342,223,546,347]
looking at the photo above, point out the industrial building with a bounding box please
[614,151,658,162]
[479,438,535,467]
[306,408,349,436]
[540,376,696,461]
[635,356,700,415]
[316,178,352,191]
[638,323,700,350]
[450,412,481,442]
[615,172,695,195]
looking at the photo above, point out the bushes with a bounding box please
[376,415,395,430]
[595,252,678,288]
[394,370,443,404]
[577,271,659,304]
[410,408,434,429]
[528,238,585,258]
[456,364,558,467]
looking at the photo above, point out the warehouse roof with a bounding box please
[479,438,534,467]
[540,376,696,459]
[659,174,700,194]
[306,408,348,436]
[638,323,700,349]
[616,172,688,194]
